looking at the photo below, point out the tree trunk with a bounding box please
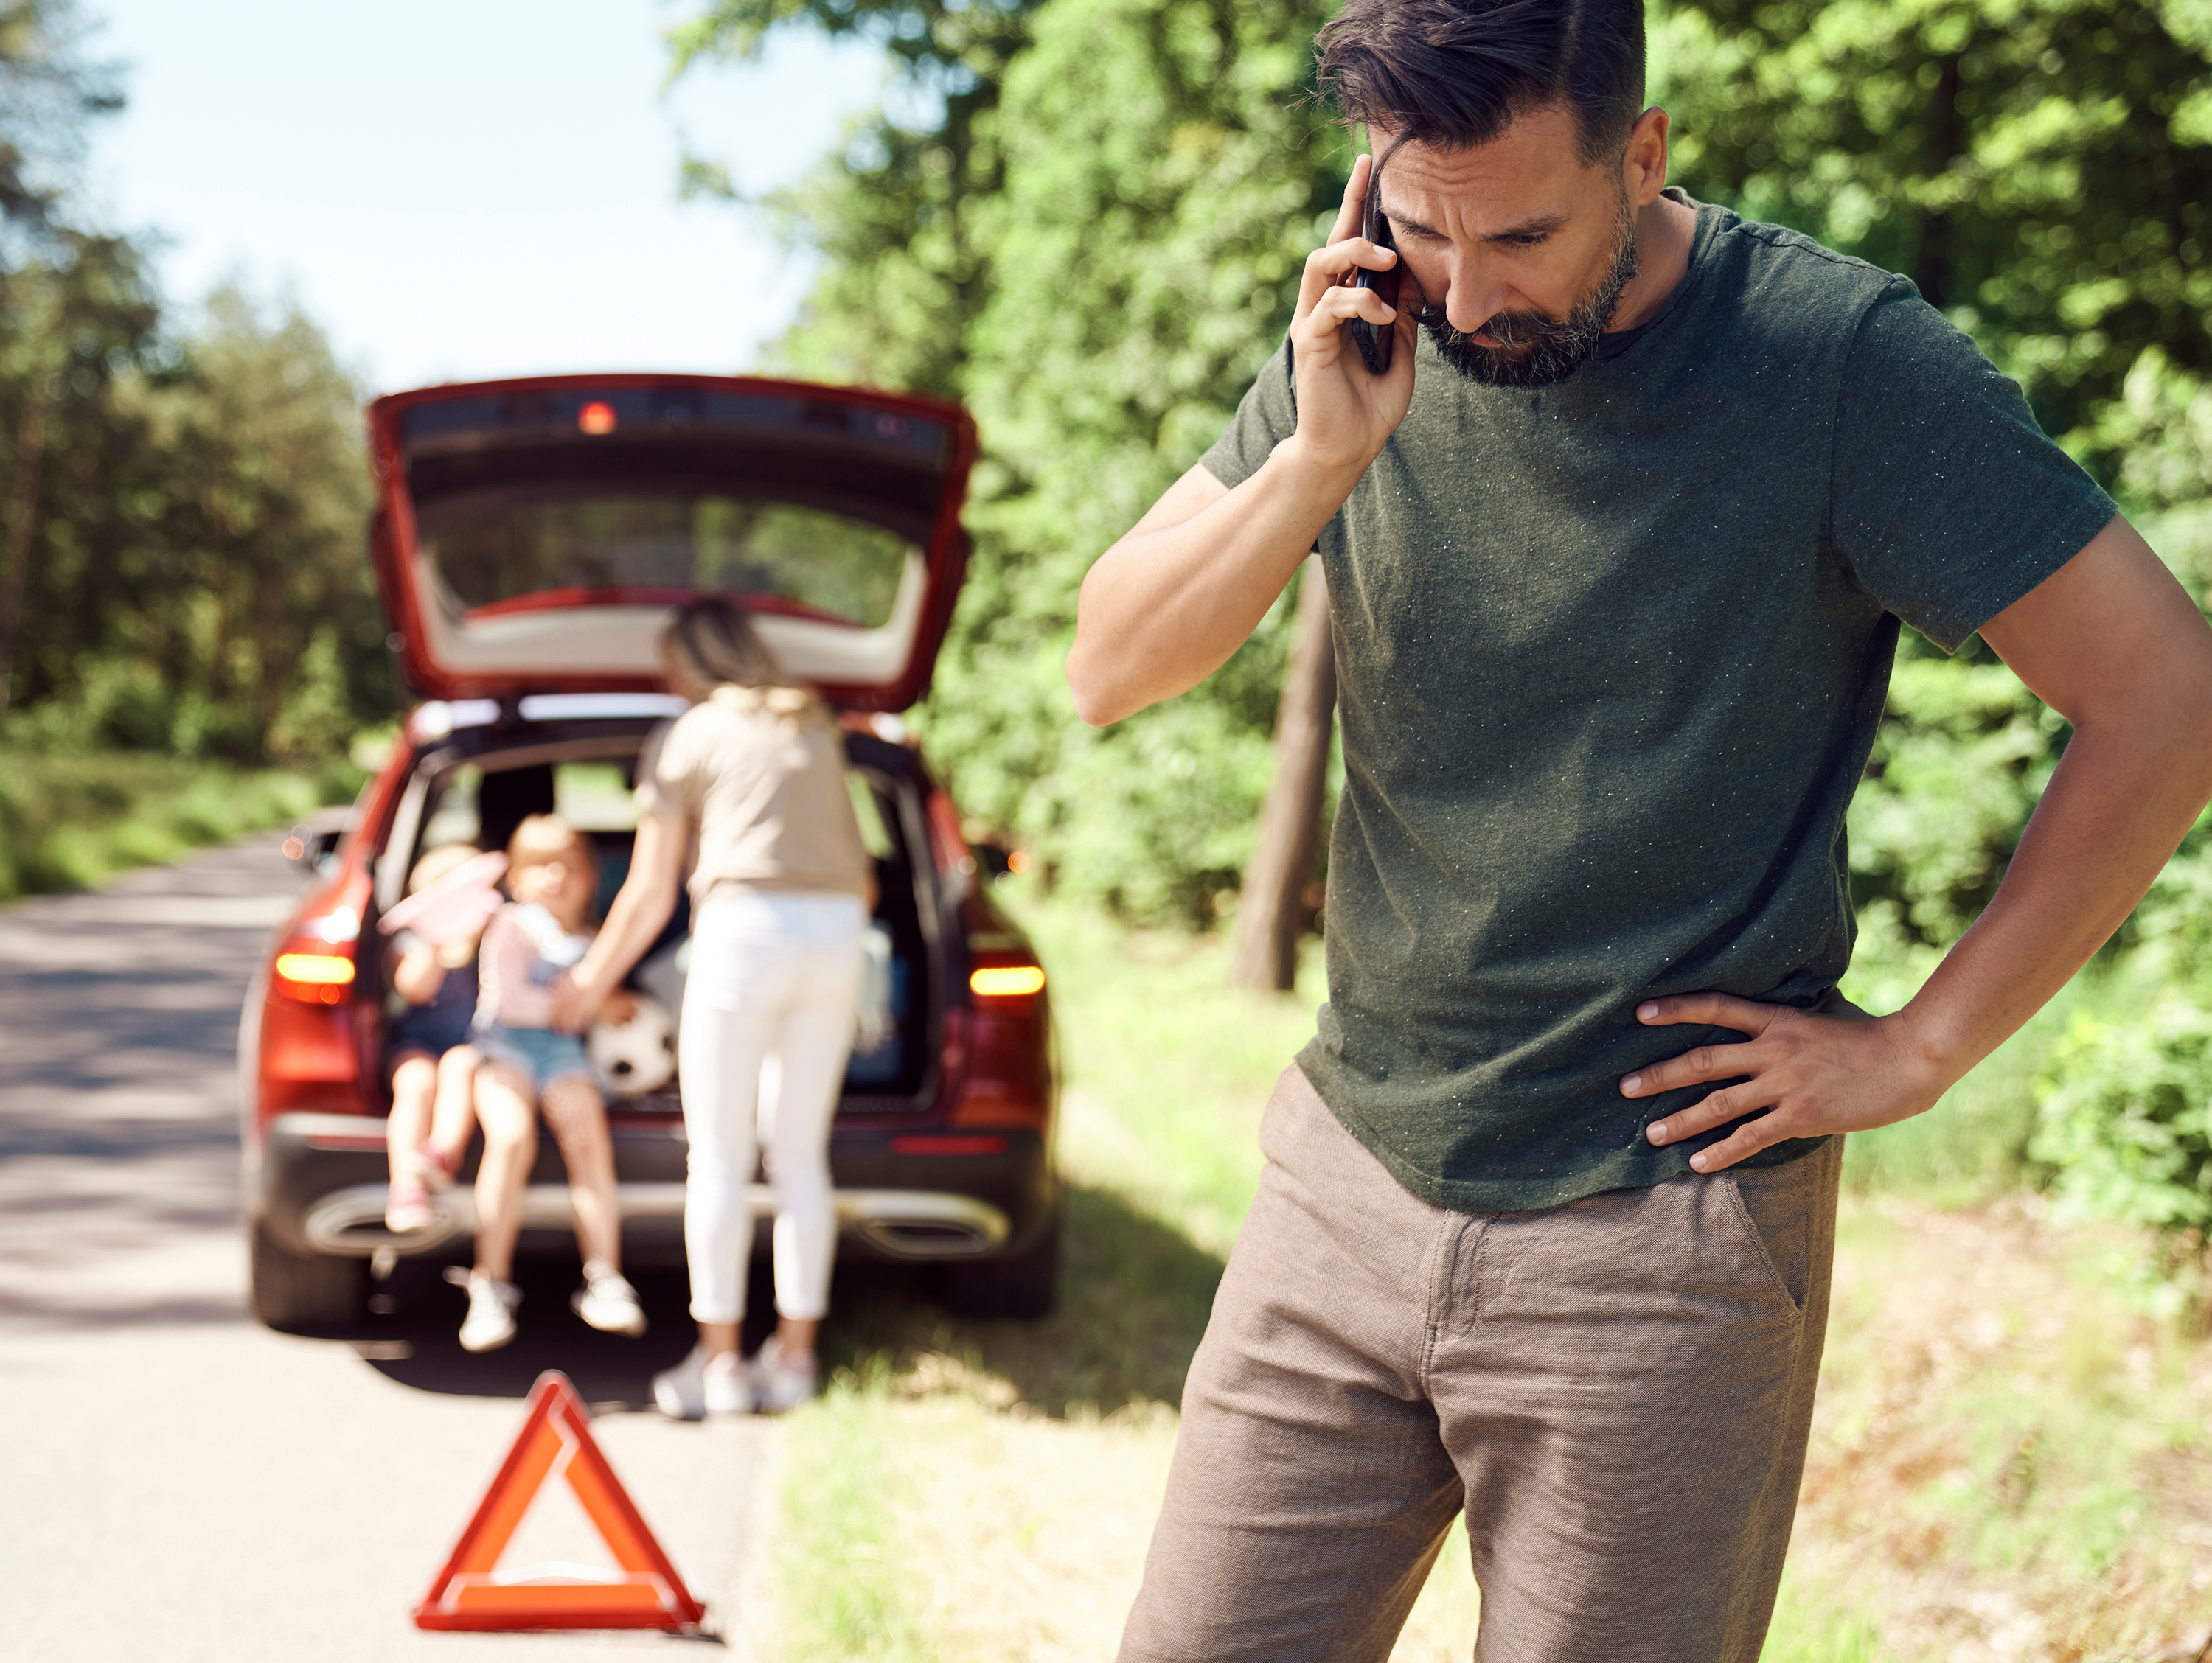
[1231,557,1336,991]
[0,387,50,716]
[1913,51,1965,310]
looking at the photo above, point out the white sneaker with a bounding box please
[751,1335,819,1415]
[446,1267,519,1353]
[571,1262,647,1337]
[653,1344,753,1420]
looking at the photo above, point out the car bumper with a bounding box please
[252,1112,1054,1265]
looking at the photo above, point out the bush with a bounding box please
[2032,994,2212,1322]
[0,747,364,902]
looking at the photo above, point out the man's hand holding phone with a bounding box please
[1064,155,1420,729]
[1287,153,1421,481]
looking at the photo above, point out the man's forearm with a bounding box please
[1068,439,1363,727]
[1898,705,2212,1090]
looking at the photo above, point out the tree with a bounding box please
[678,0,1348,925]
[0,0,121,245]
[1231,559,1334,989]
[1655,0,2212,452]
[670,0,1047,397]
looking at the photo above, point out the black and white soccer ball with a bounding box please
[588,994,677,1096]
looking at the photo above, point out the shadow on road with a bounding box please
[328,1178,1227,1418]
[324,1258,706,1409]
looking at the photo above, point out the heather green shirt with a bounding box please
[1203,196,2117,1213]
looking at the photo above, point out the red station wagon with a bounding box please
[240,374,1058,1333]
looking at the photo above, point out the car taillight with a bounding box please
[970,964,1046,999]
[273,951,357,1003]
[271,887,364,1005]
[950,949,1051,1129]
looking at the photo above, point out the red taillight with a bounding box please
[578,400,617,435]
[970,964,1045,998]
[270,876,366,1005]
[950,949,1051,1130]
[273,949,357,1004]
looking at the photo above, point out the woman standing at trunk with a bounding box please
[559,598,872,1418]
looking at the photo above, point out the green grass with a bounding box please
[0,746,362,902]
[774,1360,942,1663]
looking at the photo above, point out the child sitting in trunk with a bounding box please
[448,814,647,1353]
[383,843,491,1233]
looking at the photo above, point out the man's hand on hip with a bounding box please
[1623,992,1948,1173]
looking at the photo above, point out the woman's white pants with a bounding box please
[679,890,866,1325]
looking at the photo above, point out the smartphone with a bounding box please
[1348,175,1402,376]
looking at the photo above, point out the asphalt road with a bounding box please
[0,836,775,1660]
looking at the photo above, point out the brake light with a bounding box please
[970,965,1045,998]
[274,951,357,1004]
[578,401,617,435]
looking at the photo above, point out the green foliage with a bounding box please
[1848,632,2061,955]
[2032,994,2212,1316]
[0,745,363,901]
[0,0,119,239]
[1656,0,2212,450]
[1,273,385,761]
[2084,346,2212,511]
[1,1,386,772]
[675,0,1047,399]
[682,0,1340,923]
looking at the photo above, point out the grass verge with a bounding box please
[0,746,362,902]
[773,890,2212,1662]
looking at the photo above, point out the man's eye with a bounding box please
[1507,233,1549,249]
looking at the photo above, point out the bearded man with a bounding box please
[1066,1,2212,1659]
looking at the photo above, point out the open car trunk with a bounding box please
[366,376,978,711]
[369,717,945,1116]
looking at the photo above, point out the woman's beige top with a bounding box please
[634,686,871,904]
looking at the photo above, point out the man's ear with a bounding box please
[1621,106,1671,206]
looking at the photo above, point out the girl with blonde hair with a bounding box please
[559,598,872,1416]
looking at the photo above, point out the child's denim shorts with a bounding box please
[476,1024,594,1091]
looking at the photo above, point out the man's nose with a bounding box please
[1440,253,1514,335]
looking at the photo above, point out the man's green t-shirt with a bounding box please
[1202,195,2117,1213]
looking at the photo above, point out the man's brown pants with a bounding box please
[1119,1065,1842,1663]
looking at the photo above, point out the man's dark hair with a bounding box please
[1315,0,1646,165]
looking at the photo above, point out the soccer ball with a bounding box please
[589,994,677,1096]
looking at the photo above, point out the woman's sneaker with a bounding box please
[445,1266,520,1353]
[652,1344,753,1420]
[571,1262,648,1337]
[751,1335,819,1414]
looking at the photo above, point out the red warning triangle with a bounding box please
[414,1370,707,1633]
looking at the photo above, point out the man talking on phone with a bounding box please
[1068,1,2212,1659]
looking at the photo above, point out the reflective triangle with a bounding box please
[413,1370,706,1632]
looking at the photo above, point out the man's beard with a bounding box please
[1418,194,1641,388]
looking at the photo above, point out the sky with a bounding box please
[77,0,887,394]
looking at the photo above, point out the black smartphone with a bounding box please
[1349,173,1401,376]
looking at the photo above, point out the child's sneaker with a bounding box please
[652,1344,753,1420]
[446,1266,520,1353]
[571,1262,647,1336]
[751,1335,819,1414]
[413,1143,460,1190]
[386,1174,435,1233]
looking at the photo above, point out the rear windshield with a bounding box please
[418,493,917,629]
